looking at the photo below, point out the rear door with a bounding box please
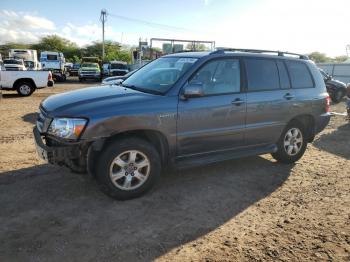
[244,58,296,146]
[177,58,246,156]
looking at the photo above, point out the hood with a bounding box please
[4,64,23,67]
[41,85,157,116]
[327,78,346,88]
[110,68,128,71]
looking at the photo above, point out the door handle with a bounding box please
[231,98,245,106]
[284,93,295,100]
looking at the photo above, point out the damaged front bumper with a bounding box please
[33,126,82,165]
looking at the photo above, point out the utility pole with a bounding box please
[100,9,107,61]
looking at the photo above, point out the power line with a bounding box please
[107,12,193,32]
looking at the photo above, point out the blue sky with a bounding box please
[1,0,350,56]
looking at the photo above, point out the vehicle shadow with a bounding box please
[313,123,350,160]
[0,156,292,262]
[1,93,22,99]
[22,112,38,124]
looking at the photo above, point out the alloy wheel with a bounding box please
[109,150,150,191]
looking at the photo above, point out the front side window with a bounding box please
[189,59,241,95]
[122,57,198,95]
[286,61,314,88]
[245,58,280,91]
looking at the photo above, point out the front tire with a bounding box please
[272,121,307,164]
[96,138,161,200]
[16,81,35,96]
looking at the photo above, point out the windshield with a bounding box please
[122,57,198,94]
[73,64,80,69]
[4,59,23,65]
[81,63,99,68]
[47,54,58,60]
[111,63,127,70]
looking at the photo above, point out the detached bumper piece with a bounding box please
[33,127,80,165]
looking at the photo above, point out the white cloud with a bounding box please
[0,10,55,43]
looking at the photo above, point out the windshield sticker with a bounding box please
[178,58,197,63]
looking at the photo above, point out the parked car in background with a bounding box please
[109,61,129,76]
[34,49,330,200]
[3,58,26,71]
[0,66,53,96]
[102,63,110,76]
[319,69,347,103]
[69,63,80,76]
[101,70,136,85]
[78,63,101,82]
[40,51,66,82]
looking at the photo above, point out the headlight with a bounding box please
[48,118,87,140]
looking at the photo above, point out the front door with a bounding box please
[177,58,246,157]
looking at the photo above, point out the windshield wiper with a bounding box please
[121,83,163,95]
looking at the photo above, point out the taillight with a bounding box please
[48,71,52,81]
[326,95,330,113]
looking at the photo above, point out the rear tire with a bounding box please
[16,81,35,96]
[95,138,161,200]
[331,89,345,103]
[272,121,307,164]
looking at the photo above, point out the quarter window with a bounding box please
[276,61,291,89]
[245,59,280,91]
[189,59,241,95]
[286,61,314,88]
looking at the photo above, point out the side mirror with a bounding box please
[114,79,124,85]
[182,83,204,99]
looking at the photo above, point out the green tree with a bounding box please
[185,43,209,51]
[0,42,31,59]
[308,52,331,63]
[333,55,348,63]
[31,35,80,61]
[84,41,131,63]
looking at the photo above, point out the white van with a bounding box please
[40,51,66,81]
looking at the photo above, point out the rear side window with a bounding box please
[245,59,280,91]
[276,61,290,89]
[286,61,314,88]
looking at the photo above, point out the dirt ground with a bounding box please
[0,78,349,262]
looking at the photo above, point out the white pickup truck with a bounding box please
[0,65,54,96]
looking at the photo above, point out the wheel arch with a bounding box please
[88,129,170,177]
[13,78,37,89]
[287,114,315,143]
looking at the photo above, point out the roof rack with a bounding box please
[211,48,309,60]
